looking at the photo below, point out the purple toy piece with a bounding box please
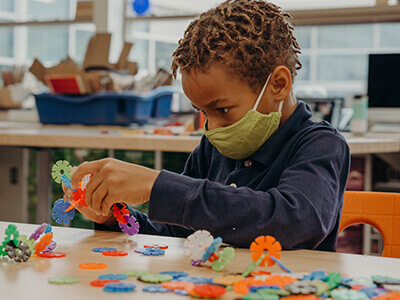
[191,259,202,266]
[43,241,57,253]
[29,223,47,241]
[118,216,140,236]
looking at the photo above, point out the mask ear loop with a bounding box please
[278,99,284,113]
[253,74,272,111]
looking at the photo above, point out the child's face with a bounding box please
[182,65,278,130]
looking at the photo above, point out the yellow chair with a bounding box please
[339,191,400,258]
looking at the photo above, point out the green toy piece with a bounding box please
[138,274,173,283]
[19,235,36,254]
[48,277,80,284]
[51,160,72,184]
[212,247,235,272]
[242,254,265,277]
[327,272,342,290]
[121,270,152,277]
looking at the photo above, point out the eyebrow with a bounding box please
[205,98,229,109]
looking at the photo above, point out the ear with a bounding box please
[269,66,292,101]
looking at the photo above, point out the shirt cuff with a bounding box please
[148,170,196,226]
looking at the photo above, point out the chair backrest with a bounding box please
[339,191,400,258]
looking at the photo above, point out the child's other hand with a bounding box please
[71,158,160,217]
[62,167,115,225]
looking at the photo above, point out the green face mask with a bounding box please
[204,74,284,160]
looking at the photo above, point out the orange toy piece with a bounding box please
[66,182,87,212]
[79,263,108,269]
[340,191,400,258]
[374,292,400,299]
[282,296,319,300]
[250,235,282,267]
[161,281,196,291]
[34,232,53,255]
[90,279,120,287]
[233,275,297,295]
[251,270,271,276]
[112,204,129,224]
[190,284,226,298]
[102,250,128,257]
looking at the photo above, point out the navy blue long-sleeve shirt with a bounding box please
[95,101,350,251]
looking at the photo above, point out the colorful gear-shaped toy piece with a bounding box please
[29,223,47,241]
[121,270,151,277]
[212,247,235,271]
[5,224,20,247]
[372,275,400,285]
[213,275,244,286]
[5,241,31,262]
[136,248,165,256]
[52,199,75,225]
[190,284,226,298]
[118,216,140,236]
[250,235,282,267]
[138,274,173,284]
[285,281,318,295]
[113,204,130,224]
[143,285,172,293]
[159,271,188,279]
[19,235,35,254]
[184,230,214,262]
[176,277,213,284]
[202,237,222,263]
[38,252,66,258]
[98,274,128,280]
[330,288,369,300]
[103,283,136,293]
[51,160,72,184]
[34,232,53,255]
[43,240,57,252]
[48,277,79,284]
[79,263,107,269]
[102,250,128,257]
[90,279,120,287]
[92,247,117,253]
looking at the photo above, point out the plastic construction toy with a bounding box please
[184,230,234,270]
[98,274,128,280]
[159,271,188,280]
[144,244,168,249]
[142,285,172,293]
[1,224,20,257]
[51,160,72,184]
[103,282,136,293]
[102,250,128,257]
[52,199,75,225]
[48,277,79,285]
[92,247,117,253]
[38,252,66,258]
[189,284,226,298]
[79,263,108,270]
[138,274,174,284]
[34,232,53,255]
[242,235,292,277]
[5,240,31,263]
[90,279,120,287]
[135,248,165,256]
[118,215,140,236]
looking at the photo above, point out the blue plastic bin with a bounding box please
[35,93,130,125]
[123,86,178,123]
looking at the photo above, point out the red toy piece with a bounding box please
[144,244,169,250]
[90,279,120,287]
[38,252,66,258]
[66,182,87,212]
[112,204,129,224]
[102,250,128,257]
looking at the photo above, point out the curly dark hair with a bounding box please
[171,0,302,92]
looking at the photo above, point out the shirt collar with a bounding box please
[248,101,313,167]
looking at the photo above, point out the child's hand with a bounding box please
[70,158,160,217]
[62,167,115,225]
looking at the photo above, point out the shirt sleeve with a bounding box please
[148,130,350,249]
[93,137,209,237]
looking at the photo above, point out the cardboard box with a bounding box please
[0,87,22,109]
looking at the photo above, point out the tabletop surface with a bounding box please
[1,222,400,299]
[1,121,400,154]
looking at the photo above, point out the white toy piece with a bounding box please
[184,230,214,266]
[81,174,91,189]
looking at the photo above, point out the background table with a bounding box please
[1,121,400,224]
[1,222,400,299]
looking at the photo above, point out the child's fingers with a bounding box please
[71,160,104,189]
[84,172,103,211]
[101,194,117,217]
[91,183,108,216]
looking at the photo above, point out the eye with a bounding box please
[217,107,230,114]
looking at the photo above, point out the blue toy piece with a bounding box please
[132,0,150,15]
[103,283,136,293]
[202,237,222,263]
[301,269,327,281]
[52,199,75,225]
[137,248,165,256]
[142,285,172,293]
[174,289,189,296]
[159,271,188,279]
[92,247,118,253]
[99,274,128,280]
[176,277,213,284]
[270,256,292,273]
[61,174,72,189]
[44,224,52,234]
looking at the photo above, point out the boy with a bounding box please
[66,0,350,251]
